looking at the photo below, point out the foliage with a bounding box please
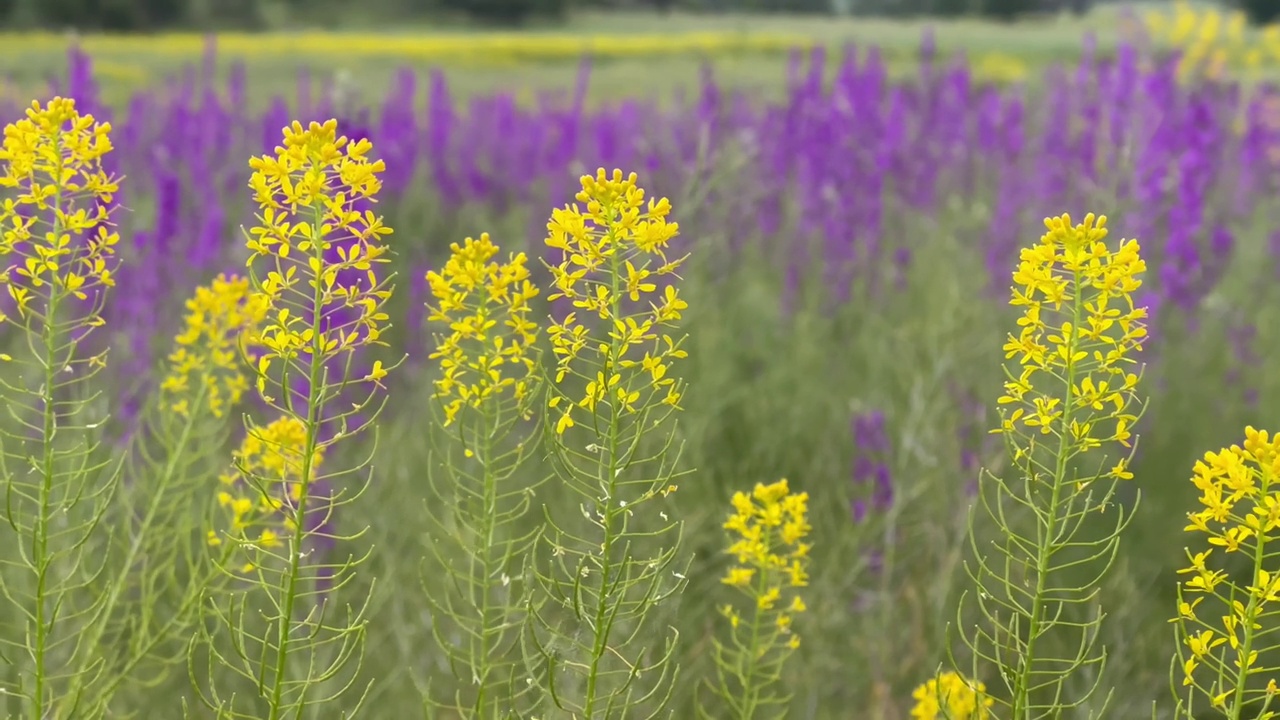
[438,0,567,25]
[1240,0,1280,26]
[979,0,1037,21]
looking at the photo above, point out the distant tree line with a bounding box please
[0,0,1277,33]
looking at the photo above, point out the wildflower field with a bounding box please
[0,8,1146,106]
[5,8,1280,720]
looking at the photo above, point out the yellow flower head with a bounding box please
[997,213,1146,483]
[425,232,540,425]
[244,119,394,399]
[161,273,270,418]
[910,671,993,720]
[722,479,810,606]
[544,168,688,435]
[1175,427,1280,701]
[0,97,120,322]
[710,479,812,711]
[211,416,325,559]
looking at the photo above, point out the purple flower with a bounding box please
[851,410,893,522]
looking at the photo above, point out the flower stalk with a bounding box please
[191,119,395,719]
[0,97,121,719]
[952,213,1147,719]
[526,169,690,718]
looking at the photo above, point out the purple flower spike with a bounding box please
[850,410,894,522]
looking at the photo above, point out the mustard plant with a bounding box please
[525,169,690,718]
[950,213,1147,718]
[0,98,122,718]
[67,273,268,714]
[190,119,396,718]
[1172,426,1280,720]
[700,478,811,720]
[909,672,995,720]
[420,232,543,718]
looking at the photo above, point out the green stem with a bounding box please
[265,204,325,720]
[69,378,212,705]
[1014,264,1083,720]
[737,525,775,720]
[472,354,498,719]
[99,542,236,702]
[582,221,626,719]
[1228,465,1271,720]
[31,152,66,720]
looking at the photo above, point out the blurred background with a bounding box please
[3,0,1280,108]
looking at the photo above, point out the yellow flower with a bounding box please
[722,567,755,587]
[162,274,269,418]
[425,233,539,427]
[709,478,812,715]
[1175,427,1280,710]
[0,97,119,323]
[997,214,1145,482]
[910,672,993,720]
[245,119,393,399]
[720,478,810,638]
[213,416,325,569]
[544,169,686,434]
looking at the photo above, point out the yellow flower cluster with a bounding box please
[210,416,325,572]
[0,97,119,322]
[425,233,539,426]
[909,672,994,720]
[544,169,687,435]
[1144,1,1280,80]
[998,213,1146,483]
[161,274,269,418]
[0,31,814,64]
[973,51,1029,84]
[245,119,393,399]
[720,479,810,651]
[1175,427,1280,710]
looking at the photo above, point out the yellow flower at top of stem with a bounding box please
[425,232,539,426]
[162,273,270,418]
[996,213,1147,482]
[1175,427,1280,706]
[543,168,688,435]
[719,479,811,649]
[0,97,119,321]
[243,119,393,398]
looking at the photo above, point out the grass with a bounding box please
[0,6,1153,108]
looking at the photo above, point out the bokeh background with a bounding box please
[4,0,1280,717]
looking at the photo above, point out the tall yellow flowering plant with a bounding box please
[190,119,396,718]
[66,274,269,714]
[947,213,1147,718]
[526,169,691,717]
[701,478,811,720]
[0,98,122,718]
[1172,426,1280,720]
[420,232,543,718]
